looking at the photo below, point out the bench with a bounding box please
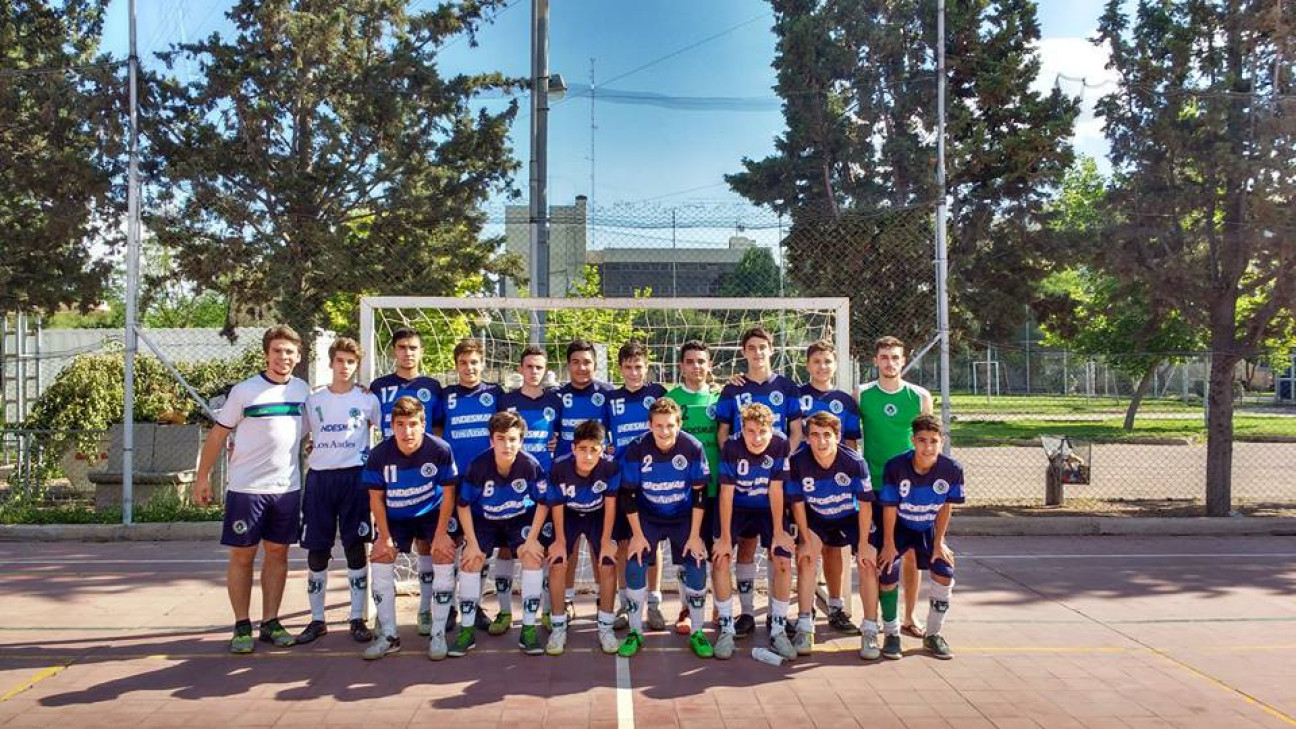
[89,424,207,510]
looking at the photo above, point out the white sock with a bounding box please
[618,587,628,610]
[418,555,436,612]
[883,619,901,636]
[598,609,616,634]
[736,562,757,616]
[521,569,544,626]
[861,619,879,636]
[627,586,646,632]
[797,611,813,633]
[347,567,368,621]
[430,564,455,637]
[307,569,328,622]
[684,584,707,634]
[494,558,515,614]
[828,596,844,611]
[458,569,482,633]
[648,590,662,607]
[926,579,954,635]
[717,596,735,635]
[770,599,789,633]
[371,562,397,638]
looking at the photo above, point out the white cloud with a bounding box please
[1032,37,1118,166]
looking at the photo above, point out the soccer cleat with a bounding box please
[519,624,544,655]
[364,634,401,660]
[860,633,882,661]
[793,627,814,656]
[617,630,644,658]
[713,631,735,660]
[229,630,255,655]
[646,605,667,632]
[828,607,861,636]
[349,618,373,643]
[426,632,448,661]
[689,630,714,659]
[771,632,798,661]
[923,634,953,660]
[259,620,295,647]
[612,605,630,631]
[565,601,578,625]
[448,627,476,658]
[546,624,568,656]
[882,633,903,660]
[673,607,691,635]
[599,627,621,654]
[488,612,513,636]
[474,608,493,632]
[295,620,328,645]
[417,610,434,637]
[733,613,756,638]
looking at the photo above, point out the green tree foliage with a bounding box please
[146,0,523,370]
[543,265,647,364]
[0,0,123,314]
[1094,0,1296,513]
[719,247,783,297]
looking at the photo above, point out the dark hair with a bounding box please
[327,336,363,362]
[805,411,842,438]
[805,339,835,360]
[618,340,648,365]
[572,419,606,445]
[520,344,546,364]
[391,395,425,422]
[566,339,596,362]
[647,397,682,423]
[489,410,527,435]
[740,326,773,349]
[874,336,905,354]
[679,340,709,359]
[391,327,421,347]
[911,414,943,436]
[454,338,484,361]
[262,324,303,354]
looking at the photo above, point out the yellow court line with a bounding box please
[0,663,71,703]
[1148,646,1296,726]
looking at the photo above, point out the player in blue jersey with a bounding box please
[361,396,459,660]
[716,326,803,639]
[499,345,563,472]
[545,419,621,655]
[450,411,554,658]
[713,403,797,661]
[616,398,713,659]
[787,412,880,660]
[608,341,671,632]
[874,414,964,661]
[799,339,864,636]
[554,339,613,622]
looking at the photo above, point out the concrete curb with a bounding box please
[2,517,1295,541]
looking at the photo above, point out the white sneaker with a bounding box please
[860,632,881,660]
[363,634,401,660]
[793,627,814,656]
[427,631,448,661]
[713,631,735,660]
[545,624,568,656]
[771,631,798,660]
[598,627,620,654]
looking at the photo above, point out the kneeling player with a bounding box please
[875,414,964,660]
[713,403,796,661]
[788,412,881,660]
[546,419,621,655]
[451,411,553,658]
[362,396,459,660]
[618,398,712,659]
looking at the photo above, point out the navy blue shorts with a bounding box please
[716,507,793,558]
[806,511,861,553]
[300,467,370,550]
[387,512,445,554]
[611,509,632,542]
[634,514,704,568]
[221,490,301,548]
[869,517,937,581]
[471,510,554,555]
[562,507,612,557]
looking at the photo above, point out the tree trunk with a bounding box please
[1205,348,1238,516]
[1123,359,1159,431]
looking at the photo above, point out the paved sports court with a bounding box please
[1,535,1293,728]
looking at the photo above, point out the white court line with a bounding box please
[616,656,635,729]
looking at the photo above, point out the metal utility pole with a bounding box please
[123,0,142,524]
[935,0,952,454]
[529,0,552,343]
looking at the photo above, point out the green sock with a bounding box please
[880,589,899,623]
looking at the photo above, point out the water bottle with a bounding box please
[751,646,785,666]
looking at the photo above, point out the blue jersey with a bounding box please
[498,389,564,472]
[719,433,791,511]
[555,381,614,459]
[786,446,874,520]
[546,453,621,514]
[716,374,802,440]
[440,382,502,474]
[798,384,862,442]
[607,383,668,455]
[620,431,710,521]
[363,436,458,521]
[459,449,548,521]
[880,452,966,531]
[371,373,441,438]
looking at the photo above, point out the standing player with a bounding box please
[554,339,614,621]
[617,398,713,659]
[859,336,934,640]
[713,404,797,661]
[195,325,310,654]
[799,339,864,636]
[875,415,964,660]
[362,396,459,660]
[370,327,445,638]
[296,337,382,645]
[499,345,564,473]
[787,412,880,660]
[716,326,803,638]
[545,420,621,655]
[451,411,553,658]
[607,341,670,631]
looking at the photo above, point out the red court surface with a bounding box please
[1,535,1294,728]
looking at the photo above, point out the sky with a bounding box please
[100,0,1118,215]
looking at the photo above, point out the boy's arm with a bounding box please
[788,419,803,454]
[194,424,231,505]
[932,501,954,564]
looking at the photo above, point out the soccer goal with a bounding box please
[359,297,852,392]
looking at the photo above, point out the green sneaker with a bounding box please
[689,630,714,659]
[229,630,254,654]
[259,620,294,647]
[488,612,513,636]
[417,610,433,637]
[519,624,544,655]
[617,630,644,658]
[448,627,476,658]
[923,634,954,660]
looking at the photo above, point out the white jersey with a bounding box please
[304,385,381,471]
[216,372,310,494]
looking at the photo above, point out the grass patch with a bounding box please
[952,415,1296,446]
[0,490,222,525]
[945,394,1204,415]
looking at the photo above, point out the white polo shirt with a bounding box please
[304,385,381,471]
[217,372,310,494]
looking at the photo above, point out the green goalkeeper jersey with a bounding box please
[859,379,931,487]
[666,385,721,497]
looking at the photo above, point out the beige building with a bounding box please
[503,196,589,297]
